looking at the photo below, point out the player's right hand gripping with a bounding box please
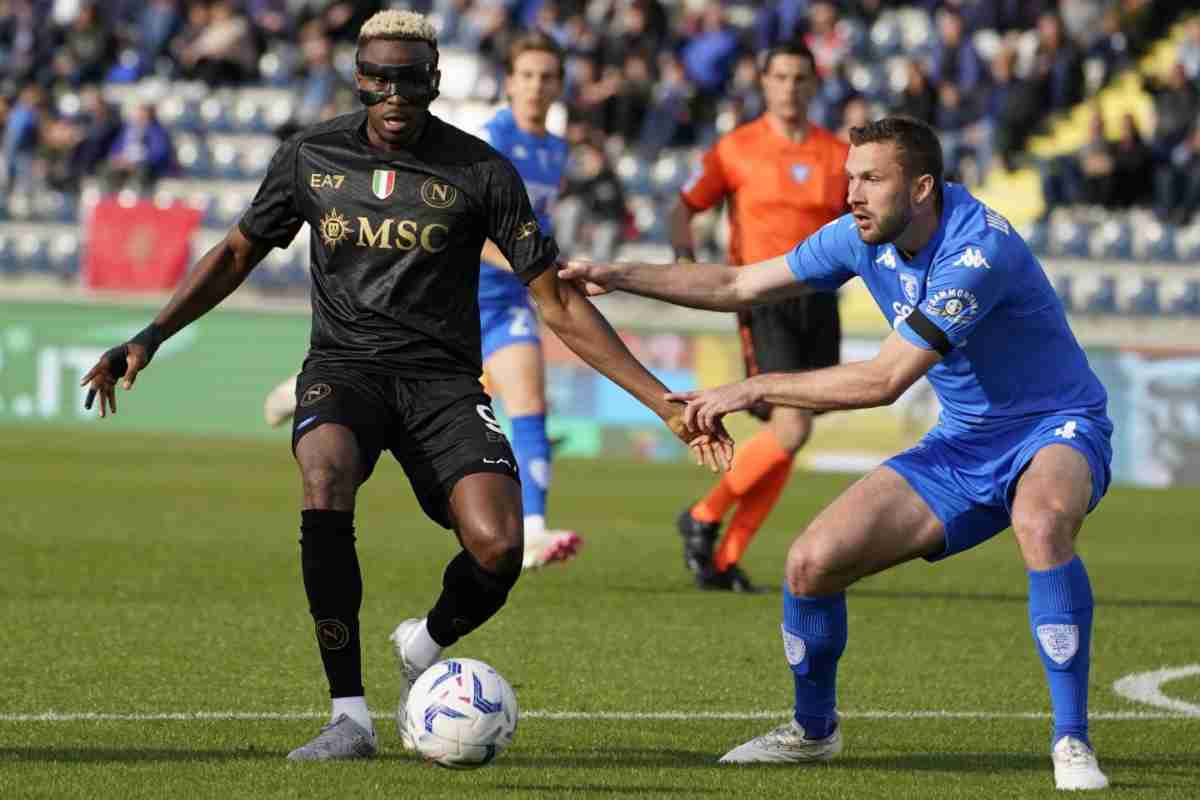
[80,324,164,418]
[666,405,735,473]
[557,259,618,297]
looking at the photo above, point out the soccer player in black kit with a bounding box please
[80,10,731,761]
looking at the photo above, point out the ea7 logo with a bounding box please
[875,248,897,270]
[953,247,990,269]
[309,173,345,189]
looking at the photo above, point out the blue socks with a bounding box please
[510,414,550,521]
[782,586,847,739]
[1028,556,1094,746]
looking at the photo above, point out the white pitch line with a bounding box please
[0,709,1194,723]
[1112,664,1200,715]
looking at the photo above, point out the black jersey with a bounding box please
[239,110,559,378]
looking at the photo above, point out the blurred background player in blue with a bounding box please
[476,31,582,570]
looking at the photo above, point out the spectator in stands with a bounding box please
[2,84,47,194]
[892,59,937,125]
[175,0,259,86]
[836,94,870,143]
[1086,6,1131,89]
[247,0,292,43]
[1110,113,1153,208]
[433,0,483,49]
[1178,16,1200,83]
[928,7,986,97]
[601,0,665,72]
[138,0,185,73]
[1145,62,1200,155]
[1033,10,1085,113]
[103,101,175,192]
[987,44,1042,171]
[1155,124,1200,225]
[605,53,655,146]
[1041,109,1115,212]
[52,2,118,87]
[556,139,627,261]
[804,1,848,79]
[935,81,976,182]
[2,0,56,84]
[754,0,807,52]
[294,35,344,126]
[681,1,742,98]
[67,86,122,186]
[638,52,698,156]
[727,53,765,126]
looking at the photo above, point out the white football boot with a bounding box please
[719,718,843,764]
[263,374,299,427]
[1052,736,1109,790]
[389,618,439,750]
[286,714,377,761]
[521,528,583,570]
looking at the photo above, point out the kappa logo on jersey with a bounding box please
[318,209,352,250]
[371,169,396,200]
[309,173,345,189]
[876,248,897,270]
[924,288,979,325]
[900,273,920,305]
[953,247,991,269]
[515,220,539,240]
[421,177,458,209]
[1055,420,1078,439]
[790,163,811,183]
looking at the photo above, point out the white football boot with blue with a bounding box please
[718,717,843,764]
[1052,736,1109,790]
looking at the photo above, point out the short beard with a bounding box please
[869,203,912,245]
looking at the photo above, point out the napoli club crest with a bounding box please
[900,273,920,305]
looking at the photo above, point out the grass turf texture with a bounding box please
[2,426,1197,799]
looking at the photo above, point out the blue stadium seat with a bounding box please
[174,134,211,178]
[1019,220,1049,256]
[209,138,242,179]
[1123,277,1161,315]
[1080,275,1117,314]
[1049,220,1090,257]
[1166,280,1200,316]
[0,232,13,275]
[616,153,651,194]
[231,96,268,133]
[869,15,903,58]
[1132,218,1176,261]
[1172,224,1200,262]
[14,232,49,274]
[47,231,81,279]
[198,97,231,133]
[1052,273,1075,313]
[1088,219,1132,260]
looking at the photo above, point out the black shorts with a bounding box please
[737,292,841,421]
[291,367,519,529]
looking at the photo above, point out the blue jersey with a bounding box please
[785,183,1108,434]
[478,108,568,303]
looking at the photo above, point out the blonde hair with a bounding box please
[357,10,438,48]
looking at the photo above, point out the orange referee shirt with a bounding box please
[680,117,849,266]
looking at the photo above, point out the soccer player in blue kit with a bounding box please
[476,31,582,570]
[561,117,1111,791]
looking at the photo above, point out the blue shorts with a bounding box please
[480,293,541,361]
[885,412,1113,562]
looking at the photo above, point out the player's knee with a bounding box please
[1012,506,1083,555]
[785,534,842,596]
[301,464,357,508]
[459,515,523,576]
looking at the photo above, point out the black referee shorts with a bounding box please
[737,291,841,422]
[291,366,519,528]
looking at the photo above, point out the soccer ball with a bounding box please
[404,658,518,769]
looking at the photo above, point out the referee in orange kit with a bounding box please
[672,41,849,591]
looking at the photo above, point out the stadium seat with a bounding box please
[1165,279,1200,316]
[1088,219,1132,260]
[1173,223,1200,262]
[198,96,231,133]
[208,137,242,179]
[1049,219,1091,257]
[14,231,50,274]
[1052,273,1075,312]
[0,232,12,274]
[869,14,903,58]
[47,231,81,279]
[1018,220,1049,255]
[616,153,652,194]
[1113,275,1161,311]
[1131,217,1176,261]
[1080,275,1118,314]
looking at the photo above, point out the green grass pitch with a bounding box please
[2,427,1197,798]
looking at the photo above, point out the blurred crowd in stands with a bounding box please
[1,0,1196,256]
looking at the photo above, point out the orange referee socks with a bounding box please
[690,428,794,524]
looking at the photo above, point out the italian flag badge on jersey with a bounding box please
[372,169,396,200]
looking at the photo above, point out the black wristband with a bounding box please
[673,246,696,263]
[129,323,165,365]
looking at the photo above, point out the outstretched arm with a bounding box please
[557,253,807,312]
[526,266,733,471]
[80,226,271,415]
[667,331,942,432]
